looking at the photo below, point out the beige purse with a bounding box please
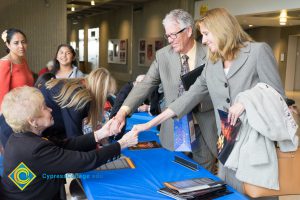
[243,148,300,198]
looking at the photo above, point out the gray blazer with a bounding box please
[169,42,285,134]
[123,42,217,156]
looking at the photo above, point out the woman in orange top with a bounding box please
[0,28,34,109]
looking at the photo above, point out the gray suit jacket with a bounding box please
[169,42,285,134]
[123,42,217,156]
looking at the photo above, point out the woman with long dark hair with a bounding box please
[51,44,84,79]
[0,28,34,109]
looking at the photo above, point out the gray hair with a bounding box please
[1,86,44,133]
[162,9,194,31]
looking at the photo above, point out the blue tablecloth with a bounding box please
[81,113,247,200]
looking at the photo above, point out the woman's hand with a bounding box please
[118,131,138,149]
[132,123,150,134]
[228,102,245,126]
[94,118,114,142]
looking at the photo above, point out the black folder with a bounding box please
[180,64,205,91]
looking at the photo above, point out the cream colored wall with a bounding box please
[0,0,66,74]
[68,0,194,86]
[246,27,284,80]
[247,26,300,90]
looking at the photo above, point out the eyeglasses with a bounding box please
[164,28,186,40]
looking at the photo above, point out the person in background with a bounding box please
[51,44,84,78]
[40,67,116,140]
[110,9,217,172]
[38,60,54,76]
[108,74,162,139]
[0,28,34,110]
[0,86,138,200]
[131,8,285,200]
[34,72,56,89]
[110,75,161,118]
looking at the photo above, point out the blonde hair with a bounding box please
[46,68,116,130]
[199,8,253,63]
[1,86,44,133]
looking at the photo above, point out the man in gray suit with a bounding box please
[111,9,217,172]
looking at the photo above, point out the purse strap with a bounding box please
[9,55,13,89]
[8,61,13,90]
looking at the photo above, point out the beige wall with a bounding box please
[68,0,194,86]
[0,0,66,74]
[281,26,300,90]
[247,27,283,79]
[247,26,300,88]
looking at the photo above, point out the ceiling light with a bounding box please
[71,6,75,11]
[280,10,287,18]
[249,24,253,27]
[91,0,95,6]
[280,17,287,23]
[279,9,287,25]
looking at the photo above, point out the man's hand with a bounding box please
[110,110,127,135]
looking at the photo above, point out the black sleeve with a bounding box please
[54,133,97,152]
[109,82,133,118]
[149,86,161,115]
[60,103,89,138]
[33,139,121,174]
[0,115,13,147]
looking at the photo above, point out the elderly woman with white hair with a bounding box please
[0,86,138,200]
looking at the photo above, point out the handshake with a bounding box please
[94,109,151,150]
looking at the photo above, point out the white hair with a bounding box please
[162,9,194,30]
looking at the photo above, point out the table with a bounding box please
[81,113,248,200]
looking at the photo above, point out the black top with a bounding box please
[0,114,12,147]
[0,132,120,200]
[109,82,134,118]
[40,82,90,139]
[109,81,162,119]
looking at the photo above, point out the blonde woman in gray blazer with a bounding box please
[111,9,218,172]
[132,8,284,200]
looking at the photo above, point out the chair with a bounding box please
[69,178,87,200]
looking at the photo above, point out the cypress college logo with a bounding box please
[8,162,36,191]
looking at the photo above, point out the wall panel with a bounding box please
[0,0,66,74]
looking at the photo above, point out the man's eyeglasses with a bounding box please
[164,28,186,40]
